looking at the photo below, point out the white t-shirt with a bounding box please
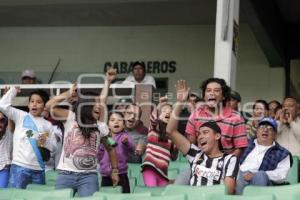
[0,88,57,171]
[123,74,156,89]
[0,129,13,170]
[56,111,108,172]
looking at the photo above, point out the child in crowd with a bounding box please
[141,102,178,187]
[0,112,13,188]
[98,111,135,193]
[0,88,57,189]
[46,68,119,197]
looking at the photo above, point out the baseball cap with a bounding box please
[21,69,36,79]
[230,90,241,102]
[258,117,277,131]
[199,121,221,134]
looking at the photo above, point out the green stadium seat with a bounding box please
[11,188,73,200]
[288,156,299,184]
[178,153,186,162]
[133,186,165,196]
[163,184,227,199]
[43,196,105,200]
[45,170,58,185]
[169,162,189,172]
[122,194,186,200]
[27,184,55,191]
[93,191,151,200]
[0,188,15,200]
[205,193,274,200]
[243,184,300,200]
[129,177,137,192]
[168,168,179,180]
[99,186,122,193]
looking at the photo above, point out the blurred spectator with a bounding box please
[0,112,12,188]
[246,100,269,139]
[227,90,251,123]
[21,69,36,84]
[268,100,281,119]
[177,92,201,135]
[124,103,148,163]
[123,62,156,89]
[113,97,133,114]
[276,97,300,157]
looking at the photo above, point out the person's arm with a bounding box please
[265,155,291,183]
[46,84,77,119]
[224,177,236,195]
[224,155,239,195]
[231,148,245,158]
[166,80,191,155]
[0,87,23,122]
[98,68,117,105]
[104,143,120,186]
[94,68,117,122]
[290,118,300,142]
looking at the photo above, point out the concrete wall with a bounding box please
[0,24,284,103]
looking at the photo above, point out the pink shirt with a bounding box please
[185,105,248,153]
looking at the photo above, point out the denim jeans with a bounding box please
[0,167,10,188]
[9,164,45,189]
[55,170,99,197]
[235,170,271,195]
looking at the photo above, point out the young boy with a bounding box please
[0,87,57,189]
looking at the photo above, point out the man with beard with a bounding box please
[124,103,148,163]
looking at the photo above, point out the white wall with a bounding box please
[0,24,284,103]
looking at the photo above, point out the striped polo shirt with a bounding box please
[185,105,248,153]
[141,129,176,180]
[186,144,239,186]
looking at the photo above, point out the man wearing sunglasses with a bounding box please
[235,117,292,195]
[0,112,13,188]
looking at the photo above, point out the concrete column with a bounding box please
[214,0,240,89]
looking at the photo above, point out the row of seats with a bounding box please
[3,184,300,200]
[1,154,299,200]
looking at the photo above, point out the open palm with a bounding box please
[176,80,190,103]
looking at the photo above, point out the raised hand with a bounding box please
[111,170,120,187]
[121,135,128,145]
[15,86,21,93]
[106,67,117,83]
[175,80,190,103]
[67,83,78,103]
[157,95,168,110]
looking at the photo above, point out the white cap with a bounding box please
[21,69,36,78]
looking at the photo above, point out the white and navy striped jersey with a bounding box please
[186,144,239,186]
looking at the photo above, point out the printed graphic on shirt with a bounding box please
[194,165,221,181]
[23,115,38,135]
[63,123,97,170]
